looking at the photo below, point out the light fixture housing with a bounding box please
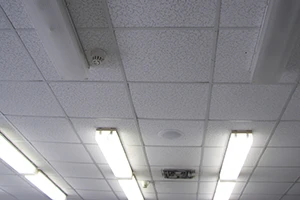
[26,171,66,200]
[213,180,236,200]
[118,176,144,200]
[220,131,253,180]
[95,128,132,178]
[250,0,300,83]
[0,133,37,174]
[23,0,88,80]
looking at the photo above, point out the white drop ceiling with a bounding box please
[0,0,300,200]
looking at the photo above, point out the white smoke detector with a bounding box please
[90,48,106,66]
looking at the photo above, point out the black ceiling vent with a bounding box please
[162,169,196,179]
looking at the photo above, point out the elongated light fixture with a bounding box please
[23,0,88,80]
[220,131,253,180]
[95,128,132,178]
[0,133,36,174]
[213,181,236,200]
[26,171,66,200]
[119,176,144,200]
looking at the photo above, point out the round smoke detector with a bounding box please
[90,48,106,66]
[158,129,183,140]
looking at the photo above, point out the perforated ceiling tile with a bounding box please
[123,146,147,166]
[107,0,216,27]
[139,119,204,146]
[66,0,108,28]
[77,29,124,81]
[0,175,29,187]
[70,118,141,145]
[151,166,199,182]
[259,148,300,167]
[243,182,292,195]
[130,83,209,119]
[32,143,92,163]
[51,162,103,178]
[146,146,201,167]
[282,86,300,120]
[65,178,110,191]
[214,29,259,83]
[240,194,282,200]
[50,82,133,118]
[250,167,300,182]
[0,31,42,80]
[220,0,268,27]
[205,121,275,147]
[116,29,213,82]
[210,84,292,120]
[156,181,198,194]
[76,190,117,200]
[7,116,79,143]
[0,82,64,116]
[0,0,33,28]
[270,122,300,147]
[199,182,217,194]
[288,183,300,195]
[158,193,197,200]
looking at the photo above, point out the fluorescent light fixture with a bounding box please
[250,0,300,83]
[118,176,144,200]
[220,131,253,180]
[23,0,88,80]
[95,128,132,178]
[0,133,36,174]
[26,171,66,200]
[213,180,236,200]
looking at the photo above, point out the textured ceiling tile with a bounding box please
[0,162,13,175]
[85,144,107,164]
[288,183,300,195]
[0,82,64,116]
[0,115,24,142]
[1,187,48,200]
[282,86,300,120]
[0,31,42,80]
[151,166,199,182]
[220,0,268,27]
[199,182,217,194]
[107,0,216,27]
[259,148,300,167]
[250,167,300,182]
[7,116,79,143]
[77,29,124,81]
[232,182,246,194]
[139,119,204,146]
[214,29,259,83]
[0,9,10,29]
[52,162,103,178]
[116,29,213,82]
[123,146,147,166]
[238,167,253,182]
[158,193,197,200]
[210,84,293,120]
[205,121,275,147]
[156,181,198,194]
[130,83,209,119]
[65,178,110,191]
[240,194,282,200]
[146,147,201,167]
[243,182,292,195]
[198,193,214,199]
[50,82,132,118]
[270,122,300,147]
[17,30,60,80]
[98,165,115,180]
[108,180,122,192]
[66,0,108,28]
[76,190,117,200]
[199,167,219,182]
[282,196,300,200]
[0,0,33,28]
[33,143,93,163]
[70,118,141,145]
[12,141,45,165]
[0,190,16,200]
[0,175,29,187]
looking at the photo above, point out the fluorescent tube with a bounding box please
[26,171,66,200]
[213,180,236,200]
[220,132,253,180]
[95,129,132,178]
[118,176,144,200]
[23,0,88,80]
[0,133,36,174]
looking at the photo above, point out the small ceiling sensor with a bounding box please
[158,129,183,140]
[90,48,106,66]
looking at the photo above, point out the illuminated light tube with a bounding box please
[23,0,88,80]
[213,180,236,200]
[95,128,132,178]
[26,171,66,200]
[0,133,37,174]
[118,176,144,200]
[220,131,253,180]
